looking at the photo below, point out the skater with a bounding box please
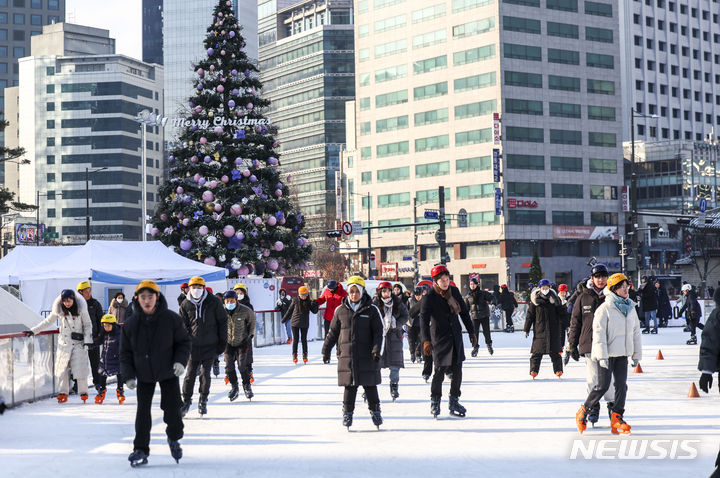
[96,314,124,404]
[282,286,318,364]
[108,292,129,325]
[120,280,191,466]
[393,282,408,308]
[315,280,347,338]
[421,265,476,418]
[407,287,424,363]
[26,289,93,403]
[233,283,254,310]
[322,276,384,430]
[464,277,495,356]
[276,289,293,344]
[374,281,409,401]
[77,281,104,398]
[177,283,189,308]
[223,290,256,401]
[679,283,703,345]
[639,275,659,334]
[179,276,228,416]
[567,264,615,426]
[524,279,568,378]
[499,285,518,332]
[655,281,672,328]
[576,273,642,435]
[698,288,720,476]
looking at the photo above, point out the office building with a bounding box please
[142,0,163,65]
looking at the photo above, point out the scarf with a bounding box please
[381,296,396,334]
[610,292,633,317]
[349,299,362,312]
[433,282,461,315]
[189,289,207,322]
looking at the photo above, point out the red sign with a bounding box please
[378,262,398,280]
[508,198,538,209]
[493,112,501,145]
[521,263,531,268]
[621,186,629,212]
[341,221,353,235]
[303,270,324,278]
[369,252,376,261]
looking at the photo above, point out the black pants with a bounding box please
[343,385,379,412]
[431,359,462,399]
[182,357,213,402]
[422,352,433,377]
[97,373,124,391]
[530,352,564,374]
[292,326,308,356]
[134,377,183,455]
[584,356,628,415]
[407,325,420,360]
[323,319,331,337]
[503,309,514,327]
[225,345,251,386]
[472,317,492,345]
[88,347,101,388]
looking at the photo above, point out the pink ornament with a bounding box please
[230,204,242,215]
[214,203,222,212]
[273,241,284,251]
[247,103,253,109]
[223,225,236,237]
[275,189,283,197]
[198,225,209,235]
[262,249,270,258]
[200,137,208,145]
[209,64,215,71]
[221,50,226,56]
[253,217,262,226]
[268,258,279,271]
[182,218,190,226]
[254,125,262,133]
[217,85,225,93]
[279,218,286,225]
[177,212,184,219]
[151,227,159,237]
[214,126,223,135]
[197,68,204,76]
[209,180,218,189]
[242,169,251,177]
[204,257,217,266]
[267,216,277,226]
[221,175,229,183]
[193,173,201,182]
[202,191,214,202]
[160,213,168,221]
[176,186,184,194]
[180,239,192,250]
[191,156,198,163]
[238,265,249,276]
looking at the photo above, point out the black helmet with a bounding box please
[591,264,608,277]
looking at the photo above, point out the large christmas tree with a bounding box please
[152,0,311,277]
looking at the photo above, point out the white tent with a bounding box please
[14,240,227,314]
[0,287,43,332]
[0,245,82,285]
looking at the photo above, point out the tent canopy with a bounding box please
[0,245,82,285]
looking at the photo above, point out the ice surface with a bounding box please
[0,327,718,477]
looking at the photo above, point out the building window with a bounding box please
[46,102,54,111]
[360,122,371,135]
[504,43,542,61]
[503,0,540,5]
[376,115,409,132]
[361,172,372,185]
[46,66,55,76]
[374,13,406,33]
[456,156,491,173]
[587,106,615,121]
[417,188,451,205]
[414,55,447,75]
[47,173,55,182]
[47,119,55,129]
[13,13,24,24]
[508,182,545,197]
[358,24,369,37]
[454,72,496,92]
[375,64,407,83]
[413,29,447,49]
[361,147,371,160]
[590,185,617,199]
[415,108,449,126]
[588,132,616,147]
[362,196,371,210]
[506,98,544,115]
[0,13,7,24]
[413,4,446,23]
[591,212,618,225]
[455,100,496,119]
[547,21,579,38]
[585,1,613,17]
[586,53,614,69]
[453,17,495,39]
[503,16,541,34]
[551,156,582,172]
[548,75,580,91]
[506,154,544,170]
[46,155,55,164]
[587,79,614,95]
[553,211,584,225]
[31,0,42,8]
[415,134,450,152]
[416,161,450,177]
[48,0,59,9]
[12,46,25,58]
[359,73,370,86]
[377,166,410,183]
[586,27,613,43]
[359,98,370,111]
[548,48,580,65]
[551,183,583,198]
[588,158,617,173]
[378,192,411,208]
[550,129,582,145]
[547,0,578,11]
[376,89,408,108]
[509,210,546,225]
[375,39,407,59]
[505,70,543,88]
[453,44,495,66]
[30,14,41,25]
[456,129,492,146]
[457,184,495,200]
[414,82,448,100]
[376,141,409,158]
[549,102,581,118]
[454,0,495,12]
[47,209,56,218]
[505,126,544,142]
[358,48,370,63]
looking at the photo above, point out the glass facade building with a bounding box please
[142,0,163,65]
[258,0,354,220]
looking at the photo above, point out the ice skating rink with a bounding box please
[1,327,718,477]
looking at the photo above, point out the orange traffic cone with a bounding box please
[656,350,664,360]
[633,363,643,373]
[688,383,700,398]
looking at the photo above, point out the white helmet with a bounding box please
[681,284,692,292]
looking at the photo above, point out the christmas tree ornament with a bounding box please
[204,257,217,266]
[221,175,229,183]
[230,204,242,215]
[230,258,241,269]
[253,217,262,226]
[223,225,235,237]
[206,235,218,247]
[267,216,277,227]
[198,225,209,235]
[151,227,159,237]
[274,241,284,251]
[180,239,192,251]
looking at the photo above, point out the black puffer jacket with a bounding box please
[699,289,720,372]
[86,296,104,341]
[179,291,228,361]
[282,296,319,328]
[119,294,191,383]
[499,289,518,311]
[408,296,422,327]
[465,287,493,319]
[679,290,702,320]
[322,293,383,387]
[524,288,568,355]
[568,279,606,355]
[639,281,658,311]
[420,285,474,367]
[374,294,409,369]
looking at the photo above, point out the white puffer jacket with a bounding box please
[32,291,93,378]
[591,288,642,364]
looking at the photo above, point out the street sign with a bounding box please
[326,230,342,238]
[435,229,446,243]
[424,209,439,220]
[494,188,502,215]
[341,221,353,235]
[329,244,336,252]
[369,252,376,261]
[351,220,362,235]
[699,197,708,213]
[43,232,59,239]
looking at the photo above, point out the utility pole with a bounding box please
[413,196,418,286]
[619,236,626,274]
[630,107,638,277]
[438,185,447,264]
[366,191,372,278]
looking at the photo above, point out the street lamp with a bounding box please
[135,110,164,242]
[85,167,108,242]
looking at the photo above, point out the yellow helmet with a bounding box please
[189,276,206,287]
[607,273,628,289]
[347,276,365,288]
[136,280,160,294]
[76,280,91,291]
[298,286,309,295]
[233,283,247,292]
[101,314,117,324]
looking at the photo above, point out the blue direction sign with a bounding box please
[699,197,708,213]
[492,149,501,182]
[424,209,439,220]
[494,188,502,215]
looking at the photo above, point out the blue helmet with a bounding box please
[538,279,551,287]
[591,264,609,277]
[223,290,238,300]
[527,282,534,288]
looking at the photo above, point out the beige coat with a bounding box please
[591,289,642,364]
[32,291,93,378]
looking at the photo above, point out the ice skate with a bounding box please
[212,360,220,377]
[530,371,538,379]
[243,383,254,400]
[487,343,494,355]
[95,388,106,404]
[224,376,229,385]
[370,407,383,429]
[293,353,298,364]
[167,438,182,463]
[650,327,658,334]
[180,399,191,417]
[57,394,68,403]
[471,345,479,357]
[228,384,239,402]
[80,393,88,403]
[555,371,563,378]
[303,353,308,364]
[422,374,430,383]
[285,338,292,344]
[116,389,125,404]
[575,405,588,434]
[128,449,148,467]
[389,383,399,402]
[448,396,466,417]
[610,412,631,435]
[430,397,440,418]
[198,399,207,416]
[687,335,697,345]
[342,410,353,430]
[587,404,600,427]
[642,328,650,334]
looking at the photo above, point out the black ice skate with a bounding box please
[642,328,650,334]
[228,384,239,402]
[430,397,441,418]
[687,335,697,345]
[487,343,494,355]
[471,345,479,357]
[343,410,353,430]
[650,327,658,334]
[167,438,182,463]
[370,407,383,430]
[198,399,207,416]
[587,403,600,426]
[390,383,399,402]
[128,449,148,467]
[422,374,430,383]
[448,395,466,417]
[212,360,220,377]
[243,383,254,400]
[180,399,191,418]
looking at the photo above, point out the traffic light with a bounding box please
[326,230,342,239]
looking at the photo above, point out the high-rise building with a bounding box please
[258,0,354,222]
[142,0,163,65]
[346,0,624,288]
[163,0,257,142]
[8,23,164,243]
[619,0,720,143]
[0,0,65,187]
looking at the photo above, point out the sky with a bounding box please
[65,0,142,60]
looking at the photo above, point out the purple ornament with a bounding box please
[151,227,159,237]
[198,225,209,235]
[182,218,190,226]
[251,229,258,237]
[229,31,236,38]
[197,83,204,91]
[228,100,236,108]
[296,238,304,246]
[191,156,198,163]
[200,137,208,145]
[232,89,239,95]
[238,265,249,276]
[197,68,204,76]
[217,85,225,93]
[176,186,184,194]
[160,213,168,221]
[254,125,262,133]
[268,258,279,271]
[273,141,280,148]
[177,212,184,219]
[247,103,254,110]
[204,257,217,266]
[202,191,214,202]
[230,204,242,215]
[223,225,236,237]
[234,157,243,165]
[221,175,229,183]
[268,157,278,165]
[214,126,223,135]
[253,217,262,226]
[204,155,212,163]
[231,69,238,76]
[275,189,282,197]
[262,249,270,258]
[169,155,175,162]
[267,216,277,226]
[279,218,286,225]
[242,170,251,177]
[207,48,214,55]
[250,175,257,183]
[198,178,206,186]
[235,231,245,241]
[274,241,284,251]
[183,196,192,204]
[180,239,192,250]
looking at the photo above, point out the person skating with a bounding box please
[282,286,318,364]
[407,287,424,363]
[393,283,408,308]
[698,288,720,476]
[373,281,409,401]
[95,314,124,404]
[464,278,495,356]
[576,273,642,435]
[321,276,384,430]
[233,283,254,381]
[567,264,614,426]
[639,275,659,334]
[77,281,104,398]
[524,279,568,378]
[25,289,93,403]
[315,280,347,339]
[655,281,672,328]
[679,284,703,345]
[179,276,228,416]
[499,285,518,332]
[421,265,476,418]
[223,290,256,401]
[120,280,191,466]
[276,289,293,344]
[177,283,189,308]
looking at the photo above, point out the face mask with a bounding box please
[225,303,236,311]
[190,289,204,300]
[238,293,245,300]
[382,297,393,304]
[540,288,550,295]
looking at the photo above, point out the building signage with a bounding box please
[553,226,619,240]
[508,198,538,208]
[494,188,502,215]
[135,111,272,130]
[621,186,630,212]
[471,264,487,269]
[378,262,398,280]
[492,113,501,145]
[15,223,44,244]
[492,149,501,182]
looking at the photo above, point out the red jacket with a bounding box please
[315,284,348,321]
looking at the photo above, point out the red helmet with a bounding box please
[558,284,568,292]
[377,281,393,290]
[501,284,508,288]
[180,282,189,289]
[430,264,449,279]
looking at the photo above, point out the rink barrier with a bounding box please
[0,330,58,410]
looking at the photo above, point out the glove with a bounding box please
[569,344,580,362]
[25,330,34,337]
[173,362,185,377]
[423,341,433,356]
[631,359,639,368]
[469,333,478,348]
[372,352,381,362]
[125,378,137,390]
[598,359,609,369]
[323,355,330,364]
[699,373,713,393]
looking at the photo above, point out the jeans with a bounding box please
[472,317,492,344]
[431,358,462,399]
[182,357,213,402]
[584,356,628,415]
[344,385,379,412]
[284,320,292,340]
[389,366,400,384]
[292,326,308,356]
[134,377,183,455]
[225,344,251,386]
[644,309,657,330]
